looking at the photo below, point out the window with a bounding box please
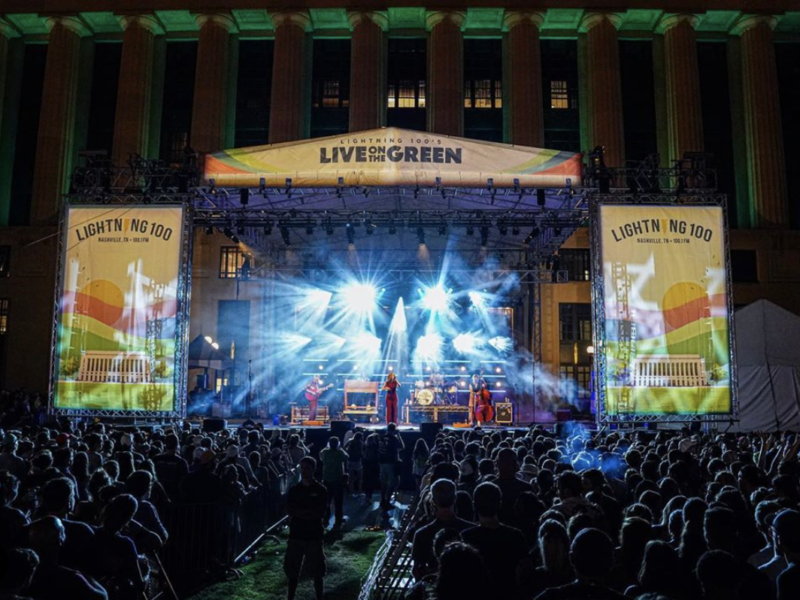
[389,80,426,109]
[550,80,569,109]
[219,247,244,279]
[0,299,7,335]
[730,250,758,283]
[0,246,9,277]
[560,303,592,342]
[312,79,348,109]
[559,364,592,402]
[559,249,591,282]
[464,79,502,109]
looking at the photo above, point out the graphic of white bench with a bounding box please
[630,354,709,387]
[77,351,152,383]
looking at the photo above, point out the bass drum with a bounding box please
[416,389,434,406]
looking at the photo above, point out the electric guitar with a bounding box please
[305,383,334,402]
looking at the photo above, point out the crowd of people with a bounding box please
[0,388,312,600]
[406,425,800,600]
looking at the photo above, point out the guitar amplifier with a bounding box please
[495,402,513,424]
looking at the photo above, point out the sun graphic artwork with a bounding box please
[662,281,709,331]
[77,279,125,326]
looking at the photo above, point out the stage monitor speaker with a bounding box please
[495,402,513,424]
[203,418,227,433]
[420,422,443,442]
[330,420,353,439]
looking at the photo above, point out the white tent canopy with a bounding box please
[733,299,800,432]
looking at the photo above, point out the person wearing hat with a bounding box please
[0,433,25,479]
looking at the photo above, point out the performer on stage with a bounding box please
[382,372,401,424]
[304,375,333,421]
[475,382,494,424]
[468,374,485,425]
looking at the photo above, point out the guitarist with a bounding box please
[305,375,333,421]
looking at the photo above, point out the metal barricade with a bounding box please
[159,470,293,594]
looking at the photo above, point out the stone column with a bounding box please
[269,11,312,144]
[579,13,624,167]
[733,15,788,228]
[191,13,238,154]
[503,11,545,148]
[348,11,387,133]
[427,11,465,137]
[0,18,21,226]
[659,14,704,163]
[113,15,163,164]
[31,17,90,225]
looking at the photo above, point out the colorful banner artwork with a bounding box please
[204,127,582,188]
[53,206,185,412]
[598,205,732,415]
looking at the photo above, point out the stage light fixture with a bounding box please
[204,226,213,235]
[259,177,266,195]
[346,223,355,245]
[305,225,314,235]
[488,336,512,352]
[263,224,273,236]
[495,367,502,374]
[468,291,485,308]
[453,332,480,354]
[495,381,502,388]
[204,335,213,343]
[340,282,377,313]
[537,188,546,206]
[280,227,291,246]
[389,222,397,235]
[437,224,447,236]
[466,225,474,236]
[318,365,324,370]
[421,285,450,313]
[388,366,394,371]
[512,226,520,236]
[480,226,489,247]
[237,225,245,235]
[366,220,374,236]
[223,226,234,239]
[554,227,562,236]
[416,226,425,245]
[498,223,508,236]
[416,333,442,361]
[239,188,249,206]
[211,342,220,350]
[524,226,540,244]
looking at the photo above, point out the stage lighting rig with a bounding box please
[305,224,314,235]
[536,188,546,206]
[346,223,355,245]
[280,226,291,246]
[512,226,520,236]
[524,226,540,244]
[466,225,474,236]
[263,223,272,236]
[239,187,249,206]
[480,226,489,247]
[416,226,425,245]
[204,226,213,235]
[325,218,334,235]
[498,222,508,236]
[437,223,447,236]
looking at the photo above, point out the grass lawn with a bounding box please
[188,528,386,600]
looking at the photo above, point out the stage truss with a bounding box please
[589,192,739,425]
[59,152,733,424]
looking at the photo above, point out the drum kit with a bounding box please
[413,379,459,406]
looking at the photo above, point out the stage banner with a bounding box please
[204,127,582,188]
[53,206,185,412]
[597,205,732,416]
